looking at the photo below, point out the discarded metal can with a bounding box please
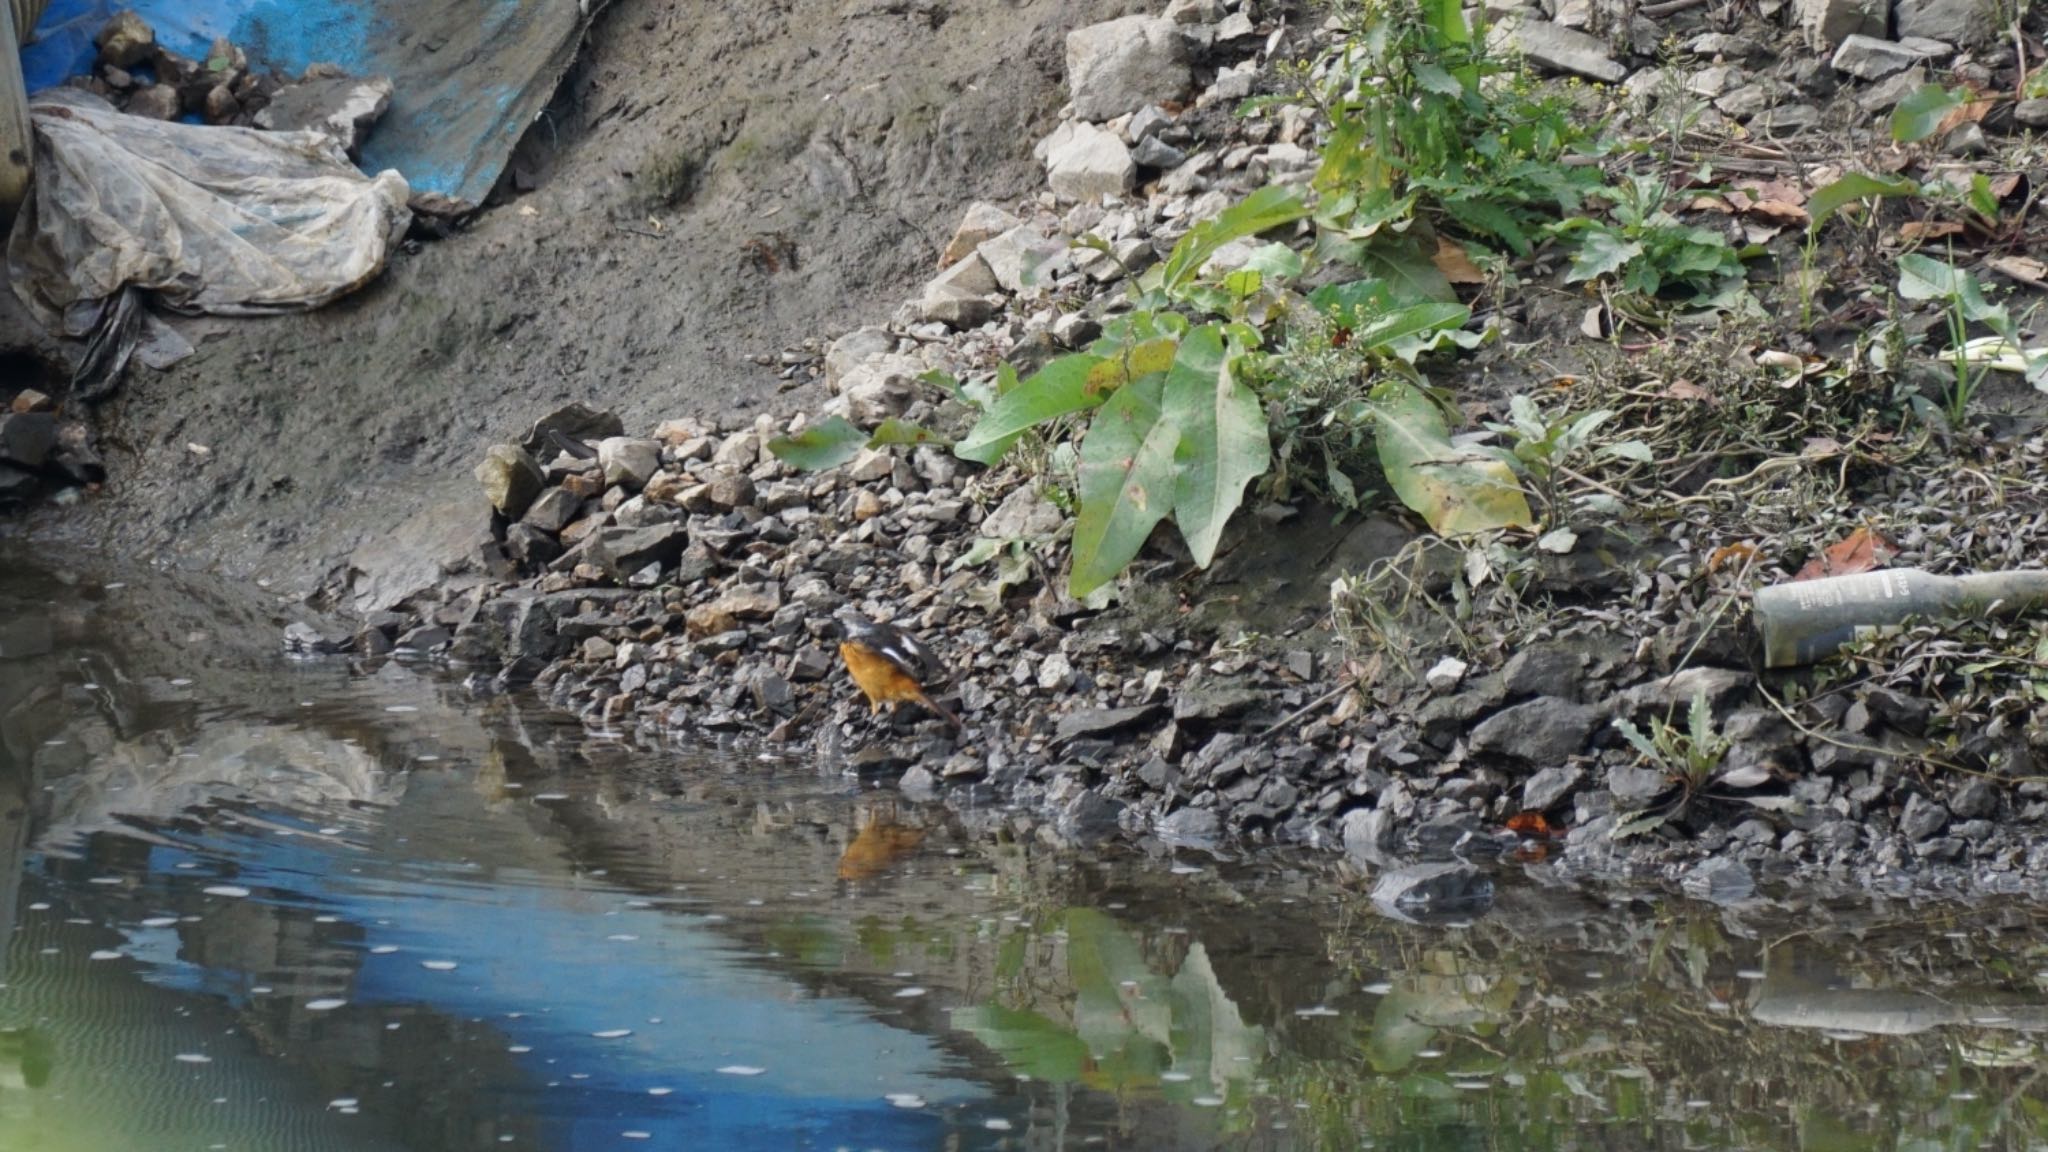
[1755,568,2048,668]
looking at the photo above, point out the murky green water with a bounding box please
[5,551,2048,1151]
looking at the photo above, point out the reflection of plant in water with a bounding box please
[953,908,1268,1105]
[1283,897,2048,1151]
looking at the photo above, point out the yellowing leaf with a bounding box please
[1071,376,1181,597]
[1371,377,1533,536]
[1162,325,1268,568]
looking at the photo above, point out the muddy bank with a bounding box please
[0,0,1136,593]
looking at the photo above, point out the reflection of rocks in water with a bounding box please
[32,724,399,852]
[0,1027,54,1090]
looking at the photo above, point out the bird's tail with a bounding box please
[915,688,963,730]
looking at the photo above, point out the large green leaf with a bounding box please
[1156,185,1312,295]
[953,352,1110,465]
[951,1004,1090,1083]
[1890,84,1964,143]
[1350,234,1457,303]
[1350,302,1471,355]
[1071,375,1181,597]
[1161,325,1268,567]
[1372,377,1533,535]
[1567,229,1643,284]
[767,416,866,471]
[1807,172,1920,231]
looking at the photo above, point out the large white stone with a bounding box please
[919,255,1000,328]
[977,223,1071,294]
[1065,16,1191,123]
[1040,122,1135,203]
[939,201,1023,267]
[1489,18,1627,83]
[1796,0,1886,48]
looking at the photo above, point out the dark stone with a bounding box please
[750,670,794,714]
[519,403,626,456]
[1607,765,1670,808]
[672,541,724,586]
[0,464,37,501]
[1341,807,1394,864]
[394,624,451,653]
[1502,644,1587,701]
[789,647,835,682]
[1900,792,1948,841]
[1613,667,1752,717]
[1415,675,1508,747]
[589,525,686,582]
[1056,790,1126,842]
[521,487,582,534]
[1522,764,1585,812]
[1370,862,1495,923]
[1467,697,1602,764]
[850,745,913,775]
[1172,681,1265,723]
[1057,704,1165,742]
[1157,805,1220,844]
[0,413,58,469]
[0,614,55,660]
[1950,778,1997,820]
[505,523,562,569]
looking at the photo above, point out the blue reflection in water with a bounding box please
[100,825,990,1152]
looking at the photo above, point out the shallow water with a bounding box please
[5,551,2048,1152]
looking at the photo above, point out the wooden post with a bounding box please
[0,0,34,222]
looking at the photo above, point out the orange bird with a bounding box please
[836,617,961,729]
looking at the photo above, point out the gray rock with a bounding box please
[519,403,623,456]
[2018,100,2048,129]
[1950,778,1997,820]
[981,484,1065,540]
[504,523,561,568]
[1057,705,1165,742]
[838,360,919,425]
[1163,0,1225,22]
[1895,0,1996,49]
[898,764,939,800]
[474,444,545,519]
[0,464,36,501]
[1681,857,1755,904]
[978,223,1071,294]
[1158,806,1222,845]
[521,486,582,534]
[1131,135,1188,170]
[1523,764,1586,811]
[1796,0,1885,48]
[1502,644,1586,700]
[825,327,895,392]
[596,437,662,490]
[1753,104,1820,135]
[1856,66,1927,113]
[0,614,55,661]
[1371,862,1496,923]
[254,76,394,157]
[0,413,57,469]
[1900,792,1948,841]
[939,202,1024,268]
[126,82,180,121]
[588,524,685,581]
[1041,121,1136,202]
[1467,697,1602,763]
[1065,16,1191,123]
[1491,19,1627,83]
[1341,807,1394,863]
[1615,667,1752,716]
[1607,764,1671,808]
[1830,35,1941,80]
[1125,104,1175,143]
[1057,790,1127,842]
[919,255,1000,327]
[1944,122,1989,157]
[1173,681,1265,723]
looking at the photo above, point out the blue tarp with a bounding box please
[18,0,587,205]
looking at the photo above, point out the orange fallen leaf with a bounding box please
[1899,220,1966,242]
[1431,237,1488,285]
[1793,525,1897,582]
[1506,811,1557,838]
[1707,541,1760,573]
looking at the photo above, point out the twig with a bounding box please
[614,224,666,240]
[1641,0,1710,17]
[1256,678,1360,741]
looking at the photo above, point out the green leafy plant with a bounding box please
[1611,691,1731,839]
[1289,0,1599,262]
[1482,396,1650,516]
[1897,253,2048,427]
[1554,174,1751,303]
[768,414,949,470]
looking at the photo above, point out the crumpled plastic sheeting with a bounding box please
[7,87,410,328]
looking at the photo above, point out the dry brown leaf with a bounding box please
[1793,525,1898,582]
[1690,194,1736,214]
[1431,237,1488,284]
[1802,436,1843,457]
[1988,255,2048,287]
[1986,173,2022,199]
[1899,220,1966,242]
[1734,179,1809,209]
[1934,99,1995,139]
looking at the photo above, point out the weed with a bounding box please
[1611,690,1730,838]
[1553,174,1752,305]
